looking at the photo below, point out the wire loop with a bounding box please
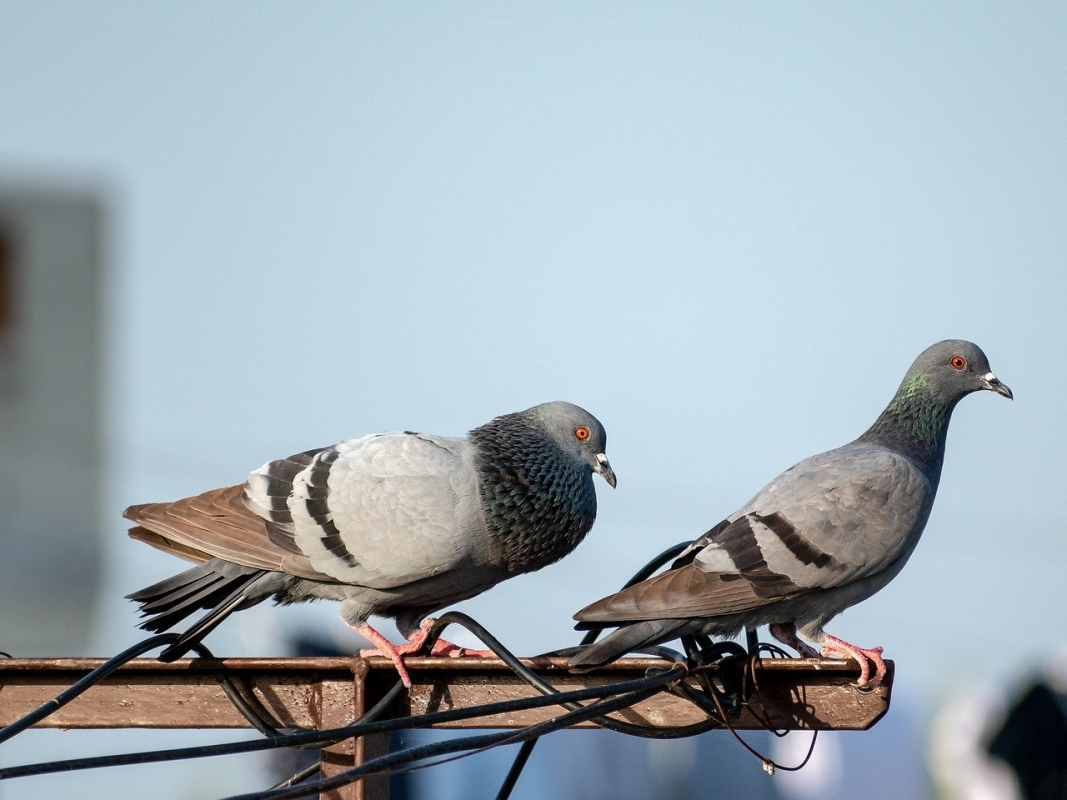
[0,539,827,798]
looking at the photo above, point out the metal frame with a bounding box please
[0,655,893,799]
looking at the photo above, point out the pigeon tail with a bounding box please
[567,619,688,670]
[128,562,271,661]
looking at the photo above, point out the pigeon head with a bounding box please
[907,339,1013,406]
[523,401,617,488]
[860,339,1011,484]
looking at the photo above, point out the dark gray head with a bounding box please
[903,339,1013,406]
[518,401,616,488]
[860,339,1011,483]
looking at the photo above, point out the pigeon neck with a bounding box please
[469,416,596,575]
[857,371,956,485]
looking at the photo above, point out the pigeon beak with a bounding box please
[594,453,617,488]
[980,372,1013,400]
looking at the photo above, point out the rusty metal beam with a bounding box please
[0,657,892,733]
[0,655,891,731]
[0,656,893,800]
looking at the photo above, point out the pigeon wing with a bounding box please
[577,443,933,623]
[242,431,486,589]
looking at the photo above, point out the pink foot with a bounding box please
[398,617,497,658]
[355,623,421,687]
[425,640,497,659]
[819,634,886,687]
[353,618,499,686]
[395,618,496,658]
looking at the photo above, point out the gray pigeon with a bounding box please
[127,401,616,686]
[570,340,1010,686]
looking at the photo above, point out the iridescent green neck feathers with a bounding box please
[858,370,955,484]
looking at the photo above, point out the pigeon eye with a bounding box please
[950,356,967,370]
[574,426,590,441]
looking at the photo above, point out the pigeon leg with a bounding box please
[769,622,820,658]
[819,634,886,687]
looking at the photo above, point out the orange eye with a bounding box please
[950,356,967,370]
[574,426,590,441]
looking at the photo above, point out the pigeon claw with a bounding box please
[354,618,442,688]
[397,617,496,658]
[769,622,821,658]
[355,618,499,687]
[819,635,887,688]
[428,641,497,659]
[357,641,414,688]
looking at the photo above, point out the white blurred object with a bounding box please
[929,683,1021,800]
[772,730,842,800]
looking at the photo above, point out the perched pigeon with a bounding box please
[127,401,616,686]
[570,340,1011,686]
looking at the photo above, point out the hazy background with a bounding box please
[0,4,1063,798]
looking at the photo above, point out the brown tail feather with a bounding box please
[123,485,324,580]
[128,527,212,565]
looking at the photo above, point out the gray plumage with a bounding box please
[570,340,1011,683]
[127,401,616,667]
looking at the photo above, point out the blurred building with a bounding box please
[0,187,106,656]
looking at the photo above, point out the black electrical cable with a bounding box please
[673,656,819,774]
[0,632,183,745]
[426,612,726,739]
[679,634,748,720]
[492,539,718,800]
[181,642,288,740]
[0,667,684,780]
[0,635,814,790]
[0,634,283,746]
[268,762,319,793]
[0,538,823,798]
[494,739,537,800]
[265,676,407,790]
[0,631,304,748]
[0,621,392,762]
[0,539,735,798]
[223,671,679,800]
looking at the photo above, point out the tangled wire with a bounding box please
[0,544,820,799]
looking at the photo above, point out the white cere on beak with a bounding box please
[593,452,617,488]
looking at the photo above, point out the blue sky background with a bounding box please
[0,4,1064,798]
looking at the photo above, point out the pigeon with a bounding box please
[126,401,616,686]
[570,340,1011,686]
